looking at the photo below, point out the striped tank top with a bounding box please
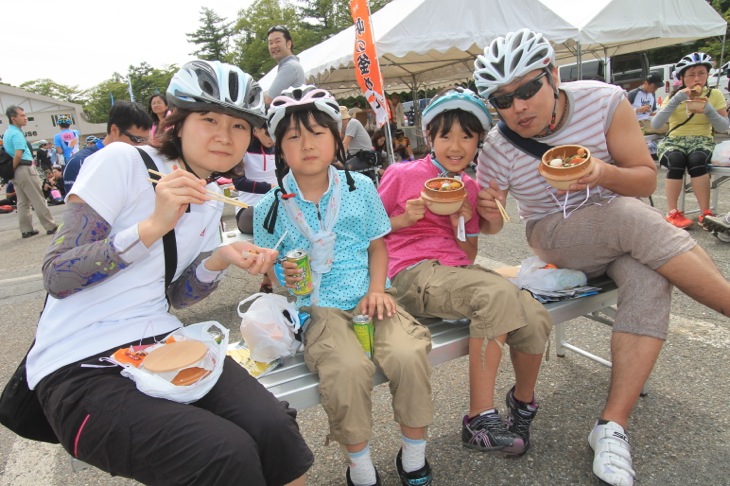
[477,81,625,221]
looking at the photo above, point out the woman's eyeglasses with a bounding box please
[121,129,148,144]
[489,72,548,110]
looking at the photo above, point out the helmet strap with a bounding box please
[546,71,560,131]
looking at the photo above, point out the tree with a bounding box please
[126,62,178,106]
[229,0,300,80]
[81,75,129,124]
[298,0,391,43]
[19,79,83,105]
[187,7,234,61]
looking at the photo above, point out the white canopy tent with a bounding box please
[260,0,727,97]
[260,0,579,96]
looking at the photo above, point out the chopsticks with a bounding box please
[241,230,287,259]
[147,169,248,209]
[495,199,511,222]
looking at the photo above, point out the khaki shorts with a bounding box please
[392,261,552,355]
[302,294,433,445]
[526,196,696,339]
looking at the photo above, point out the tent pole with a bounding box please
[577,41,582,80]
[716,32,727,89]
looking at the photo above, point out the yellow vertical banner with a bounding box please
[350,0,390,127]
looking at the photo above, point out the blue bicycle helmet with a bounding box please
[421,87,492,140]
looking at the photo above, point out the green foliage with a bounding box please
[126,62,178,106]
[229,0,300,80]
[187,7,234,61]
[19,79,83,105]
[82,77,129,123]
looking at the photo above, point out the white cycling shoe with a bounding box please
[588,421,636,486]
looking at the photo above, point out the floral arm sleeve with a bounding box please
[43,202,131,299]
[167,252,224,309]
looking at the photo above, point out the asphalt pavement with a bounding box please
[0,163,728,486]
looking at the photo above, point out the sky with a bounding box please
[1,0,254,90]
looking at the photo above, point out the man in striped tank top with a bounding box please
[472,29,730,486]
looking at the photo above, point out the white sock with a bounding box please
[401,435,426,473]
[348,444,377,486]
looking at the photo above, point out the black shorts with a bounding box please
[36,336,313,485]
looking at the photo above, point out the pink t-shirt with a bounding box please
[378,155,480,279]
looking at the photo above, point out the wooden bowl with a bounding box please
[539,145,593,190]
[421,177,466,215]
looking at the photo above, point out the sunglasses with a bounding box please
[121,129,148,144]
[267,25,290,36]
[489,72,548,110]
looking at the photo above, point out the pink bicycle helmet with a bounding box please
[267,85,341,142]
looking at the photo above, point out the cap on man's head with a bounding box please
[339,106,351,120]
[646,73,663,87]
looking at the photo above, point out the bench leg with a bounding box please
[554,322,566,357]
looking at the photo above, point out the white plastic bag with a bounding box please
[113,321,229,404]
[516,256,587,291]
[237,293,301,363]
[711,140,730,166]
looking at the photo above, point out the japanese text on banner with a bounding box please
[350,0,390,127]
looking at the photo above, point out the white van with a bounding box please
[708,61,730,104]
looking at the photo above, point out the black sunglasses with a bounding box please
[489,72,548,110]
[121,129,148,144]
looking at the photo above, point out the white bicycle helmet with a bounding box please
[421,87,492,139]
[57,114,72,125]
[166,60,266,128]
[473,29,555,99]
[674,52,713,78]
[267,85,341,142]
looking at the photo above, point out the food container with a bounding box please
[539,145,594,191]
[685,98,707,114]
[421,177,466,215]
[142,340,212,386]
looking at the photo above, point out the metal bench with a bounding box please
[71,275,620,473]
[679,164,730,215]
[260,276,620,410]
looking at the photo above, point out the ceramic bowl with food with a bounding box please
[142,340,212,386]
[421,177,467,215]
[539,145,593,190]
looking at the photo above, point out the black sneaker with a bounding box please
[346,466,382,486]
[395,448,432,486]
[46,226,58,235]
[461,410,525,455]
[21,230,39,238]
[505,386,539,455]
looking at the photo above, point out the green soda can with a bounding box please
[352,314,374,358]
[286,249,314,296]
